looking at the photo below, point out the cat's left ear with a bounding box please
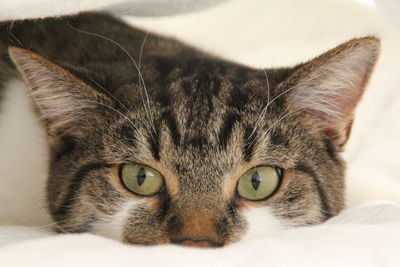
[8,47,109,139]
[286,37,380,150]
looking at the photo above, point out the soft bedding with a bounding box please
[1,203,400,267]
[0,0,228,20]
[1,0,400,266]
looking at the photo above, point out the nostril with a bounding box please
[174,239,222,248]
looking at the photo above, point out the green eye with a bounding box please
[120,164,164,196]
[237,166,281,201]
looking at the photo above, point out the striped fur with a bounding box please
[0,13,379,246]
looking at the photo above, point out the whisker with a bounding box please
[84,75,132,117]
[248,70,272,141]
[248,73,324,142]
[137,31,157,136]
[264,69,271,105]
[138,32,149,70]
[25,199,68,233]
[77,99,139,132]
[265,106,291,134]
[66,23,155,133]
[0,193,67,233]
[7,30,23,46]
[36,207,67,233]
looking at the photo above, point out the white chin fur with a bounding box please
[90,201,139,242]
[241,207,284,242]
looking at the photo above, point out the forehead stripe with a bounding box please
[242,127,256,162]
[147,110,180,161]
[148,125,161,161]
[161,110,181,147]
[218,112,240,149]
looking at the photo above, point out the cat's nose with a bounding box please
[175,239,221,248]
[168,208,224,247]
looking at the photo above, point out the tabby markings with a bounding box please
[55,162,113,217]
[296,164,332,218]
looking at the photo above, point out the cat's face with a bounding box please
[9,37,379,247]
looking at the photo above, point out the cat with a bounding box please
[0,13,379,247]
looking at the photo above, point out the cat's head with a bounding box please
[9,37,379,247]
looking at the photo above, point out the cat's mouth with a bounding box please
[171,238,223,248]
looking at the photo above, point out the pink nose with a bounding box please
[178,239,220,248]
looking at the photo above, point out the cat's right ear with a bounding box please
[8,47,108,138]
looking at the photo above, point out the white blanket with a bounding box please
[0,0,228,20]
[1,203,400,267]
[1,0,400,266]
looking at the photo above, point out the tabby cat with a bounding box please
[0,13,379,247]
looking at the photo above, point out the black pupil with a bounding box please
[251,171,261,190]
[137,168,146,186]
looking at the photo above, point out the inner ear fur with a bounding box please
[284,37,380,150]
[8,46,109,139]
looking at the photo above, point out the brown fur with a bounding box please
[0,13,379,246]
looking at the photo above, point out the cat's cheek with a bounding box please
[90,200,140,242]
[240,206,284,242]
